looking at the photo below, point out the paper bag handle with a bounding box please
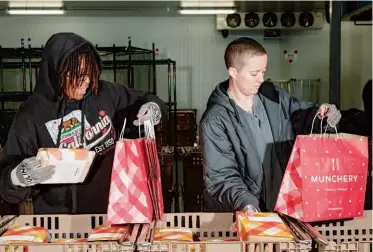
[119,118,155,140]
[310,112,324,135]
[143,119,155,140]
[119,118,127,140]
[310,112,339,138]
[323,123,339,137]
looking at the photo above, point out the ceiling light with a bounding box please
[8,1,63,8]
[7,9,65,15]
[180,0,235,8]
[179,9,236,15]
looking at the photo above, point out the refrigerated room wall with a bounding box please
[0,16,371,121]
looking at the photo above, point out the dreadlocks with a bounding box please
[60,44,100,97]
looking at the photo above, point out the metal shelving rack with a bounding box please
[267,78,321,103]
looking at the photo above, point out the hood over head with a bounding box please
[34,32,102,102]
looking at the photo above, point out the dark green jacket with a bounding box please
[199,80,321,212]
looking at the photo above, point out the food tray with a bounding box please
[0,214,133,252]
[0,211,371,252]
[139,211,372,252]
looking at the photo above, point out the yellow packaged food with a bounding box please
[154,227,194,242]
[87,225,131,242]
[0,226,50,243]
[236,212,293,242]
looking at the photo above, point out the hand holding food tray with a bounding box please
[36,148,96,184]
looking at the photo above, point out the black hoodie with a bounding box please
[0,32,166,214]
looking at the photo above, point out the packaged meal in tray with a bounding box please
[236,212,294,242]
[154,227,194,242]
[87,225,132,242]
[0,226,50,243]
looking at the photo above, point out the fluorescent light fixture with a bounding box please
[180,0,235,8]
[8,1,64,8]
[179,9,236,15]
[7,9,65,15]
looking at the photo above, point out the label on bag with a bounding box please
[275,133,368,222]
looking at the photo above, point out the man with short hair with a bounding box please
[199,37,341,213]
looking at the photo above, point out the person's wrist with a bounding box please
[148,102,160,114]
[147,101,159,109]
[242,204,259,213]
[10,168,23,187]
[147,102,161,124]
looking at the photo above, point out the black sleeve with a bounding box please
[279,88,323,135]
[103,80,168,120]
[200,120,260,212]
[260,81,323,135]
[0,130,34,204]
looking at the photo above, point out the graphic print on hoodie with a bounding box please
[0,32,165,214]
[45,109,115,153]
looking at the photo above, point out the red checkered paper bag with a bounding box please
[143,120,164,221]
[106,119,164,224]
[275,129,368,222]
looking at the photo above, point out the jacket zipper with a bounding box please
[262,173,266,210]
[280,102,288,120]
[278,101,287,169]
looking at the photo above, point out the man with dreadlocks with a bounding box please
[0,32,167,214]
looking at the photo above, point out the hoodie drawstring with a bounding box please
[55,98,87,148]
[80,99,87,148]
[70,99,87,214]
[56,99,67,147]
[54,98,78,214]
[54,97,87,214]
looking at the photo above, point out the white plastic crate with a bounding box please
[322,242,372,252]
[314,211,372,243]
[0,211,371,252]
[138,211,372,252]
